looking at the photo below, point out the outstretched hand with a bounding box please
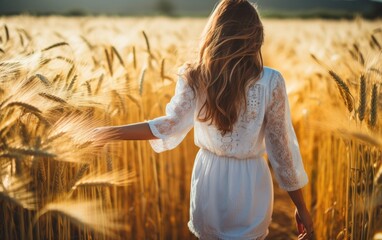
[89,127,116,149]
[295,208,314,240]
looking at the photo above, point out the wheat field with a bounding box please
[0,16,381,240]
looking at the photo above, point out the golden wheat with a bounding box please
[0,16,381,240]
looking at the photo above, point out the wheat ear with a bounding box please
[39,93,68,104]
[142,31,153,68]
[358,74,366,122]
[105,48,113,76]
[4,24,9,43]
[42,42,69,52]
[111,46,125,67]
[139,67,146,96]
[132,46,137,69]
[329,70,354,112]
[368,84,378,127]
[370,34,381,50]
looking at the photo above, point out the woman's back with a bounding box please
[195,67,276,159]
[148,66,308,190]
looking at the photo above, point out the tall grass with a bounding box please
[0,16,381,239]
[263,18,382,239]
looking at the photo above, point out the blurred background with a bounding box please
[0,0,382,18]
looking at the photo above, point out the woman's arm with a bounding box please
[287,189,307,211]
[95,122,158,141]
[287,189,314,239]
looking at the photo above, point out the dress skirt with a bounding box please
[188,149,274,240]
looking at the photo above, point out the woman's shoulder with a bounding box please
[256,66,283,87]
[260,66,282,80]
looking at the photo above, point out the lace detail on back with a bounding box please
[219,84,263,154]
[241,84,262,123]
[220,131,240,152]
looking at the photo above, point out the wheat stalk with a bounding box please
[310,53,330,69]
[105,47,113,76]
[53,162,65,194]
[358,74,366,122]
[66,65,75,82]
[94,74,104,95]
[4,101,42,113]
[17,31,24,47]
[142,31,153,68]
[0,95,11,109]
[42,42,69,52]
[337,129,382,147]
[34,200,123,238]
[142,31,151,56]
[29,111,51,126]
[45,132,66,143]
[8,147,56,158]
[80,35,93,49]
[329,70,354,112]
[139,67,146,96]
[106,151,113,171]
[368,84,378,128]
[37,159,47,184]
[35,74,51,87]
[71,169,135,190]
[126,94,142,108]
[16,27,31,42]
[3,24,9,43]
[52,74,61,84]
[67,164,89,191]
[67,75,77,91]
[160,59,166,82]
[55,56,74,65]
[369,67,382,76]
[370,34,381,50]
[39,93,67,104]
[111,46,125,67]
[85,81,92,96]
[132,46,137,69]
[111,90,125,113]
[353,43,365,66]
[19,122,30,146]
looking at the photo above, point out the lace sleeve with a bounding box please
[147,69,195,153]
[264,72,308,191]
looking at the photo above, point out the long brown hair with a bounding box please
[184,0,264,135]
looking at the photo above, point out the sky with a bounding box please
[0,0,379,15]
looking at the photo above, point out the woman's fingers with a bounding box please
[304,222,314,239]
[298,232,307,240]
[295,207,314,240]
[298,230,315,240]
[89,127,110,149]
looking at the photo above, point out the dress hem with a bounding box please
[188,221,269,240]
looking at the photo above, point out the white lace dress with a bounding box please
[147,67,308,240]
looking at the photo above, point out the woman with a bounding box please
[94,0,314,239]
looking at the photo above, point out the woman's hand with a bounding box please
[295,207,314,240]
[89,126,115,149]
[287,189,314,240]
